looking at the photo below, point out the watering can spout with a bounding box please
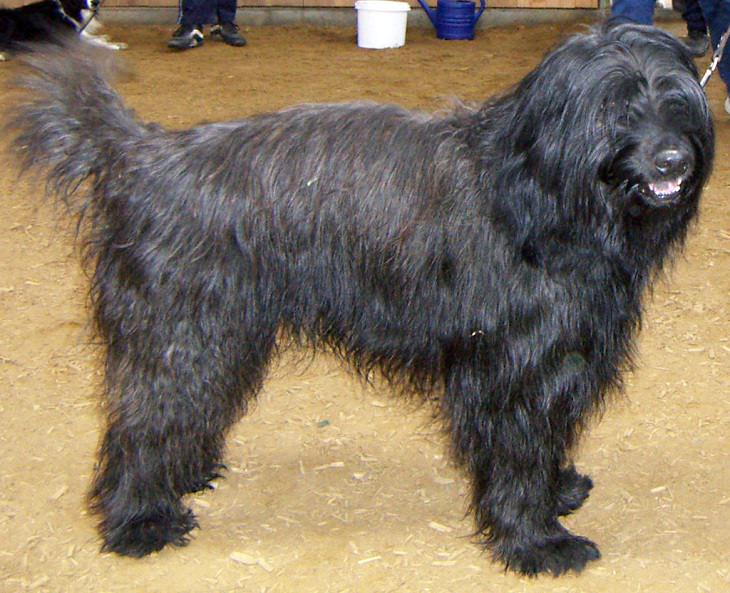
[416,0,438,28]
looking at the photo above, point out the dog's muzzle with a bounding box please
[636,147,693,207]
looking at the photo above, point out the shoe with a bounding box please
[724,96,730,115]
[681,30,710,58]
[168,25,204,50]
[211,22,247,47]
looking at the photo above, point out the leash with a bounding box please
[700,26,730,88]
[51,0,102,34]
[79,0,104,34]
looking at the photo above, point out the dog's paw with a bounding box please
[557,466,593,516]
[0,52,7,62]
[81,31,128,51]
[501,532,600,577]
[100,506,198,557]
[185,463,226,494]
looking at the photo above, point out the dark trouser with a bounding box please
[178,0,236,26]
[610,0,654,24]
[698,0,730,86]
[684,0,708,33]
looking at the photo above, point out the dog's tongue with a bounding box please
[649,178,681,198]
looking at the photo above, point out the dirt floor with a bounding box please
[0,20,728,593]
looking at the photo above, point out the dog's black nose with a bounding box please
[654,149,689,177]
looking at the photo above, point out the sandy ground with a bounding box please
[0,21,728,593]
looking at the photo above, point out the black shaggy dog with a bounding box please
[8,23,713,576]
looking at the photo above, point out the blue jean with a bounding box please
[698,0,730,81]
[684,0,708,33]
[611,0,730,92]
[610,0,655,24]
[178,0,236,26]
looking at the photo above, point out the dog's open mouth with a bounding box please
[637,176,687,205]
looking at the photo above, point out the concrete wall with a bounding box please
[98,6,612,27]
[96,5,684,28]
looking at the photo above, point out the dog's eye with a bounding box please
[601,99,626,112]
[664,100,689,119]
[599,98,631,126]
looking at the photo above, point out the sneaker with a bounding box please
[724,96,730,115]
[211,22,247,47]
[168,25,204,50]
[681,30,710,58]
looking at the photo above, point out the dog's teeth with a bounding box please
[649,179,681,198]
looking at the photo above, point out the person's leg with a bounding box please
[216,0,236,25]
[176,0,215,26]
[610,0,656,25]
[684,0,709,31]
[698,0,730,110]
[211,0,247,46]
[169,0,214,49]
[682,0,710,56]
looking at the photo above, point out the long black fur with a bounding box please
[7,23,714,576]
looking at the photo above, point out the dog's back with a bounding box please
[8,37,474,239]
[8,38,492,387]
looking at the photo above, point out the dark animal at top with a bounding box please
[0,0,124,61]
[6,23,714,576]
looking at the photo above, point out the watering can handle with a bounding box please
[475,0,486,23]
[416,0,438,28]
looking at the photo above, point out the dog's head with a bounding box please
[508,23,714,216]
[594,24,714,211]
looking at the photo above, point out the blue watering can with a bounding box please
[417,0,486,40]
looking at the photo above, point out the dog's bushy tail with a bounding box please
[6,38,144,209]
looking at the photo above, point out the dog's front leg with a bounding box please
[444,359,599,576]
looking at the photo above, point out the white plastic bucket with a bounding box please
[355,1,411,49]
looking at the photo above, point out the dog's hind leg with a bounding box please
[88,260,278,557]
[444,361,600,576]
